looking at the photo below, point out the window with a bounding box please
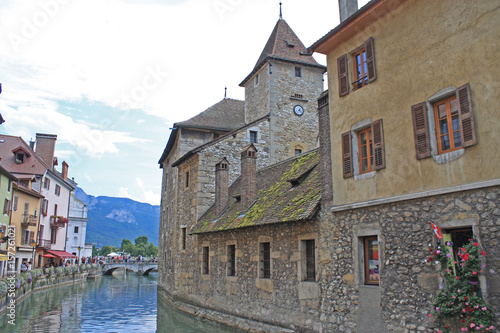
[181,227,187,250]
[13,196,18,212]
[3,198,10,215]
[19,179,29,188]
[303,239,316,281]
[24,202,29,215]
[42,199,49,216]
[227,244,236,276]
[50,227,57,244]
[7,180,11,192]
[411,83,476,160]
[254,73,259,86]
[442,227,474,278]
[74,226,79,234]
[38,225,44,245]
[352,48,368,90]
[185,171,189,188]
[249,131,257,143]
[337,37,376,97]
[43,178,50,190]
[358,127,373,174]
[295,149,302,156]
[55,184,61,196]
[202,246,209,275]
[364,236,379,285]
[22,229,31,245]
[16,153,25,163]
[260,242,271,279]
[342,119,385,178]
[295,66,302,77]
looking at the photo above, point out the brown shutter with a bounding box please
[341,131,353,178]
[456,83,477,147]
[337,54,349,97]
[411,102,431,159]
[365,37,377,83]
[371,119,385,170]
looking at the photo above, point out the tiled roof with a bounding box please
[0,135,49,176]
[240,19,326,86]
[193,149,321,234]
[176,98,245,132]
[158,98,245,166]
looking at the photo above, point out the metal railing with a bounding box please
[22,214,37,227]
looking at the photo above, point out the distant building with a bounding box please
[0,165,17,277]
[65,191,91,261]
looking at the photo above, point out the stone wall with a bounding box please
[318,185,500,332]
[159,219,322,332]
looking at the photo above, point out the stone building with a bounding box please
[157,16,326,332]
[309,0,500,331]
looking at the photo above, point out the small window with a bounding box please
[13,196,18,212]
[260,242,271,279]
[74,226,79,234]
[227,244,236,276]
[3,198,10,215]
[185,171,190,188]
[44,178,50,190]
[7,180,12,192]
[254,74,259,87]
[353,48,368,90]
[249,131,257,143]
[19,179,29,188]
[181,227,187,250]
[16,153,25,163]
[202,246,209,275]
[303,239,316,281]
[442,227,474,278]
[295,149,302,156]
[358,127,373,174]
[50,227,57,244]
[434,95,461,154]
[295,66,302,77]
[42,199,49,216]
[364,236,379,285]
[55,184,61,196]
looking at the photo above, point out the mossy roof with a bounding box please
[192,149,321,234]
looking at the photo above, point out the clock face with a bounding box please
[294,105,304,116]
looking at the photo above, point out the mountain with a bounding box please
[75,187,160,248]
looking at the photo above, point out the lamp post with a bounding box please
[78,246,81,265]
[30,241,37,268]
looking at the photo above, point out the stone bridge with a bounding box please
[102,262,158,275]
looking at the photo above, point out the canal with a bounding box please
[0,271,244,332]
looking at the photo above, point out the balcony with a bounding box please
[22,214,38,227]
[50,216,68,229]
[39,239,52,249]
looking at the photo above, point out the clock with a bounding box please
[293,105,304,116]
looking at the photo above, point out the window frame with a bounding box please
[434,95,462,154]
[249,131,258,143]
[227,244,236,277]
[302,239,316,282]
[352,47,367,90]
[181,226,187,250]
[260,242,271,279]
[357,127,373,174]
[295,66,302,78]
[55,184,61,196]
[363,236,380,285]
[201,246,210,275]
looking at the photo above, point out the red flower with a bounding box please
[480,250,487,256]
[473,242,479,247]
[429,249,433,252]
[463,253,470,261]
[428,257,433,262]
[465,296,469,300]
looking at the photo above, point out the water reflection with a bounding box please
[0,270,242,333]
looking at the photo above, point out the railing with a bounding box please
[22,214,37,227]
[39,239,52,249]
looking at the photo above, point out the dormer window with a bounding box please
[16,153,25,163]
[12,146,30,164]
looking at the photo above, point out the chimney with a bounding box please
[35,133,57,169]
[29,139,35,150]
[215,158,230,216]
[62,161,69,180]
[240,144,257,209]
[317,91,333,206]
[338,0,358,22]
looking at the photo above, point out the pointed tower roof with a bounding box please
[240,19,326,86]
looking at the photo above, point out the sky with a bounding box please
[0,0,369,205]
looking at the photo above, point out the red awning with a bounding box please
[42,254,56,258]
[45,250,77,259]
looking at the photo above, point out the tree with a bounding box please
[92,245,99,257]
[100,245,118,257]
[120,239,134,255]
[134,236,148,246]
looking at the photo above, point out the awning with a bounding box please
[42,254,56,258]
[45,250,77,259]
[0,254,9,261]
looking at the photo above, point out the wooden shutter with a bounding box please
[371,119,386,170]
[456,83,476,147]
[341,131,353,178]
[411,102,431,159]
[337,54,349,97]
[365,37,377,83]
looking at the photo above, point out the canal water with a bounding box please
[0,271,244,332]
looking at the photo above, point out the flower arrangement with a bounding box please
[428,239,495,332]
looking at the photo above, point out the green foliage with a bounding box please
[99,245,118,256]
[92,245,99,257]
[429,239,495,332]
[55,267,64,275]
[0,280,7,296]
